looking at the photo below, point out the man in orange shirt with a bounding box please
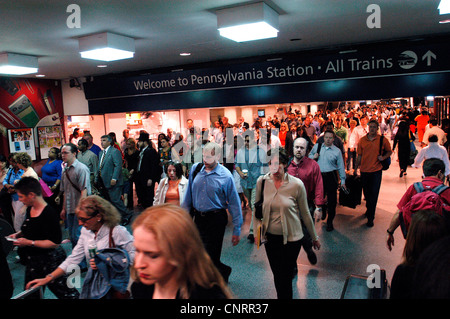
[354,119,392,227]
[414,109,429,144]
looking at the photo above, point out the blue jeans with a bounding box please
[66,213,82,248]
[360,170,382,222]
[66,213,87,268]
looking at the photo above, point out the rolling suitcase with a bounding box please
[340,269,388,299]
[339,174,362,209]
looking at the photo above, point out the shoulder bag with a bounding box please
[379,136,391,170]
[63,169,81,193]
[108,226,131,300]
[254,178,266,220]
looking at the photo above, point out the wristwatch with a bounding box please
[46,273,55,282]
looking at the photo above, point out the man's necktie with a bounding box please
[99,150,106,177]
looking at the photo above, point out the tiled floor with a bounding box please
[7,137,422,299]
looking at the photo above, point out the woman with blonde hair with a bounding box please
[26,195,135,297]
[14,152,38,180]
[131,203,232,299]
[279,122,288,148]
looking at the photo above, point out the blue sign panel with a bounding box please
[84,37,450,114]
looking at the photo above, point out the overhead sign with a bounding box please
[84,39,450,101]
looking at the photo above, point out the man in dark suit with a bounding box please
[95,134,132,225]
[136,132,161,209]
[284,122,301,158]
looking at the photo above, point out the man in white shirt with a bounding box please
[422,118,447,147]
[210,121,223,144]
[347,119,358,171]
[350,114,369,149]
[412,134,450,179]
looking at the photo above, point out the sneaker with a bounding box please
[247,234,255,243]
[366,220,374,227]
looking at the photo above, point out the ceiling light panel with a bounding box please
[79,32,135,62]
[217,2,279,42]
[0,53,38,75]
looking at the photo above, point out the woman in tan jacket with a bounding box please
[255,147,320,299]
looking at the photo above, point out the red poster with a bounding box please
[0,77,65,158]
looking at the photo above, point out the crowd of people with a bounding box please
[1,102,450,299]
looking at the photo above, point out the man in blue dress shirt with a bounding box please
[309,130,347,231]
[183,142,242,283]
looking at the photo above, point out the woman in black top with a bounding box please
[393,120,413,177]
[7,177,79,299]
[130,204,231,299]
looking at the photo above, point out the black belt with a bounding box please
[192,208,226,217]
[321,170,337,176]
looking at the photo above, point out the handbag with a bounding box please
[108,227,130,299]
[39,178,53,198]
[254,178,266,220]
[379,136,391,170]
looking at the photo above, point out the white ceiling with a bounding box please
[1,0,449,80]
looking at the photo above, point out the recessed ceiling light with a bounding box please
[35,74,46,77]
[97,64,108,68]
[180,52,191,56]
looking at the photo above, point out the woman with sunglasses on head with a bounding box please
[153,162,188,206]
[26,195,135,297]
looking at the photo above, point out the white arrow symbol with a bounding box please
[422,50,436,66]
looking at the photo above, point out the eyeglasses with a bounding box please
[78,211,99,223]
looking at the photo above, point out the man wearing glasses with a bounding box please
[59,143,91,249]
